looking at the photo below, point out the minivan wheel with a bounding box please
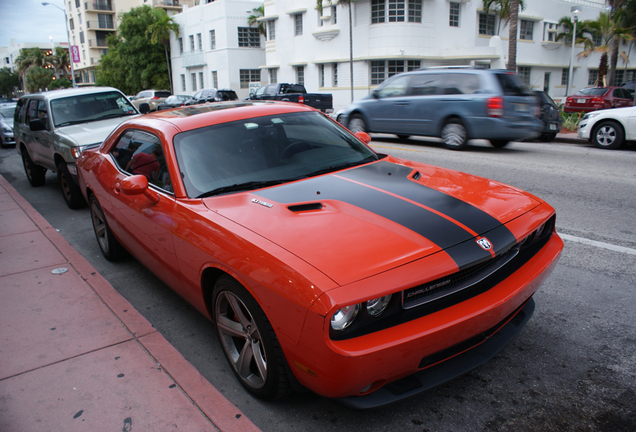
[441,119,468,150]
[489,140,510,148]
[347,114,367,134]
[592,120,624,149]
[57,161,85,209]
[21,149,47,187]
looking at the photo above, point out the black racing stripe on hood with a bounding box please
[256,172,495,266]
[339,162,503,235]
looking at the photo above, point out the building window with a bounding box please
[479,13,496,36]
[78,13,82,25]
[269,68,277,84]
[407,60,421,71]
[593,34,602,47]
[97,14,113,29]
[69,18,74,30]
[197,33,202,51]
[238,27,260,47]
[296,66,304,85]
[371,60,386,85]
[267,20,275,41]
[178,37,183,54]
[561,68,569,86]
[388,0,405,23]
[408,0,422,23]
[588,70,598,86]
[191,73,197,92]
[189,35,194,51]
[79,31,85,44]
[371,0,385,23]
[517,66,531,85]
[614,69,625,85]
[543,22,557,42]
[295,14,303,36]
[388,60,405,77]
[181,74,186,92]
[240,69,261,88]
[449,2,459,27]
[209,30,216,49]
[519,20,534,40]
[199,72,204,89]
[75,0,79,7]
[333,63,338,87]
[320,64,325,87]
[212,71,218,88]
[333,6,337,24]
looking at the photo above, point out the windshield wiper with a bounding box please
[94,112,136,121]
[197,180,288,198]
[56,119,90,127]
[301,156,378,178]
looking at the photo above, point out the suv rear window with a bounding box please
[155,91,172,98]
[216,91,238,101]
[495,73,532,96]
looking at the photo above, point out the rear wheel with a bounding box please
[57,161,85,209]
[592,120,624,149]
[539,133,557,142]
[90,195,125,261]
[347,114,367,134]
[21,149,46,187]
[213,276,290,401]
[397,135,410,140]
[441,118,468,150]
[489,139,510,148]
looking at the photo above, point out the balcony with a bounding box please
[88,38,108,48]
[86,20,115,31]
[149,0,195,10]
[182,51,205,67]
[85,1,115,13]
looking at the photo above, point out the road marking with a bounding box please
[560,233,636,256]
[371,144,423,152]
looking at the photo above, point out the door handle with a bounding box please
[114,182,121,194]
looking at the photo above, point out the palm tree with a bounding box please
[146,7,180,94]
[50,47,70,79]
[482,0,526,36]
[247,5,266,36]
[15,48,49,94]
[577,12,633,86]
[507,0,519,72]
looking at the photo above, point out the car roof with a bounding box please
[19,86,124,101]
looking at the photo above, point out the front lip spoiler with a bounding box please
[335,297,535,410]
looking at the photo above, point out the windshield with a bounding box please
[577,88,609,96]
[174,111,379,198]
[50,91,137,127]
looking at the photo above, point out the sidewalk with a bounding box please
[554,131,587,144]
[0,174,260,432]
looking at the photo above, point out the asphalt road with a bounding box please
[2,137,635,432]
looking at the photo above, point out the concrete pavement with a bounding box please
[0,173,260,432]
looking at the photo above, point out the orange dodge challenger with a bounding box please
[77,101,563,409]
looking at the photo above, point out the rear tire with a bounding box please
[213,276,290,401]
[21,148,46,187]
[592,120,624,149]
[441,118,468,150]
[489,139,510,148]
[397,135,410,140]
[57,161,85,209]
[539,133,557,142]
[90,195,125,261]
[347,114,367,134]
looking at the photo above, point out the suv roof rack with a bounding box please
[417,65,491,71]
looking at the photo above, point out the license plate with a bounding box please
[577,98,586,103]
[514,103,529,112]
[549,123,557,130]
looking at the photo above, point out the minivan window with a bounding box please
[442,73,481,95]
[377,75,410,98]
[50,91,137,127]
[409,74,443,96]
[495,73,532,96]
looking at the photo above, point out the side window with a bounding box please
[25,100,38,123]
[110,130,135,169]
[128,131,172,193]
[376,75,411,98]
[444,73,481,94]
[265,85,277,95]
[409,74,443,96]
[37,100,49,122]
[15,99,27,124]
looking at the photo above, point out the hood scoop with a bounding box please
[288,202,323,212]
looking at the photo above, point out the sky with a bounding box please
[0,0,69,48]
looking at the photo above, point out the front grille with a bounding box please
[402,246,519,309]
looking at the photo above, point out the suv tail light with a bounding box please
[486,97,504,117]
[298,95,305,104]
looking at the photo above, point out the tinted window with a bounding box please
[441,73,481,95]
[155,91,171,98]
[495,73,532,96]
[409,74,443,96]
[216,91,238,101]
[377,75,410,98]
[25,100,39,123]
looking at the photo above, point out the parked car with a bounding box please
[339,67,541,150]
[130,89,171,112]
[0,103,16,147]
[247,83,333,113]
[533,90,562,142]
[564,87,633,113]
[157,95,192,110]
[577,105,636,149]
[14,87,139,208]
[184,89,239,106]
[77,100,563,408]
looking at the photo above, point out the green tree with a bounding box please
[146,7,179,94]
[48,77,73,90]
[15,48,50,93]
[25,66,53,93]
[482,0,526,36]
[96,5,171,94]
[247,5,266,35]
[50,46,71,79]
[0,68,20,97]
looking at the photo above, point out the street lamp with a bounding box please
[567,5,582,96]
[42,2,76,87]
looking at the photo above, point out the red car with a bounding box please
[77,101,563,408]
[564,86,633,113]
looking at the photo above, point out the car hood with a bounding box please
[1,118,13,130]
[206,159,540,286]
[56,116,137,146]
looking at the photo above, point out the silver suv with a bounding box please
[15,87,139,208]
[340,67,542,150]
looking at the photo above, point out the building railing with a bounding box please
[86,20,115,30]
[182,51,205,67]
[88,38,108,48]
[85,1,115,12]
[149,0,195,8]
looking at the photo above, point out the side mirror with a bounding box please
[120,175,159,204]
[372,89,380,99]
[139,103,151,114]
[29,118,47,131]
[354,131,372,145]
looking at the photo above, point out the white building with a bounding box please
[171,0,626,111]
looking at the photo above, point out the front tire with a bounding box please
[90,195,125,261]
[347,114,367,134]
[441,118,468,150]
[213,276,290,401]
[21,149,46,187]
[57,161,85,209]
[592,120,624,149]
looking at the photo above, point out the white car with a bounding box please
[577,106,636,149]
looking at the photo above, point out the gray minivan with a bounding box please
[339,67,542,150]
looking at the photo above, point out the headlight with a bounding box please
[71,146,86,159]
[0,123,11,133]
[331,304,360,331]
[366,295,392,317]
